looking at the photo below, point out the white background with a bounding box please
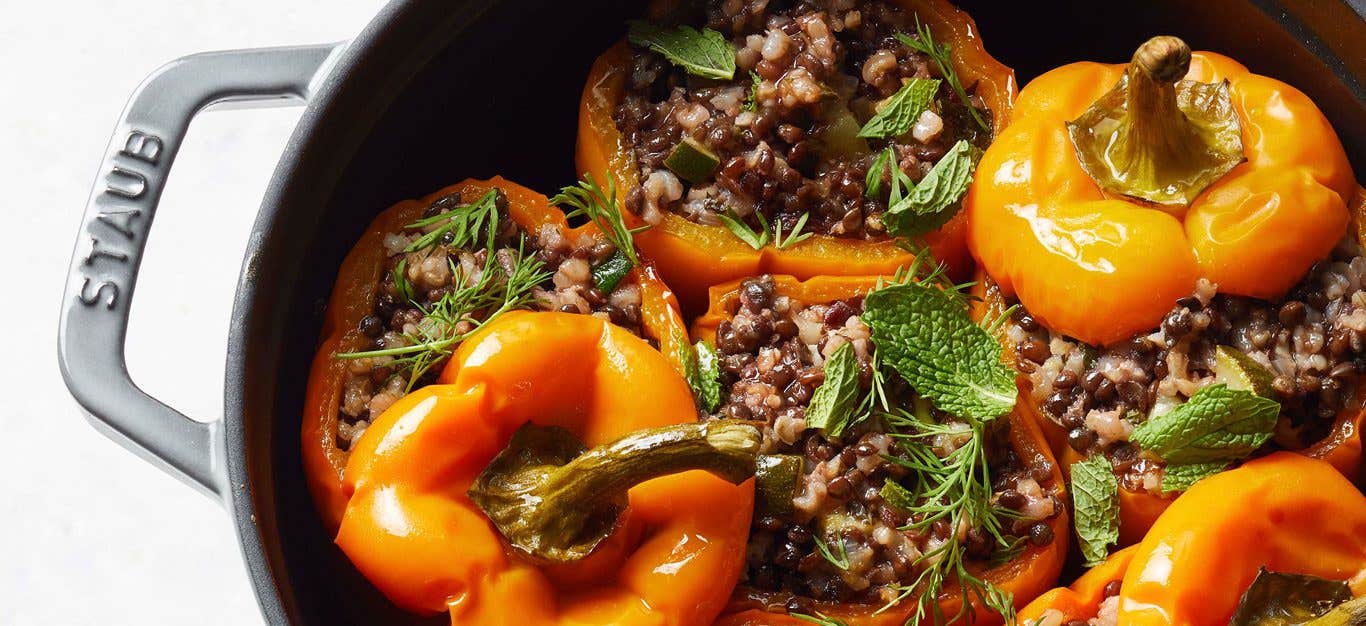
[1,1,384,623]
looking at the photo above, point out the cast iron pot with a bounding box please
[58,1,1366,623]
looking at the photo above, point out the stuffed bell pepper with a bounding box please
[302,177,691,529]
[336,311,761,625]
[965,35,1365,556]
[577,0,1016,311]
[685,272,1066,625]
[1020,453,1366,626]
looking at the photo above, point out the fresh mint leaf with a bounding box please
[627,21,736,80]
[895,20,990,132]
[718,210,770,250]
[805,343,862,436]
[884,139,978,239]
[862,281,1016,421]
[678,334,723,413]
[858,78,941,139]
[1071,455,1120,567]
[1130,384,1280,465]
[1160,461,1227,493]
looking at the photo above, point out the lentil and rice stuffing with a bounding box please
[616,0,992,238]
[1005,235,1366,494]
[334,188,648,449]
[709,276,1060,609]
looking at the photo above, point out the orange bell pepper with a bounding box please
[301,177,689,531]
[576,0,1016,313]
[969,191,1366,549]
[967,42,1356,347]
[1118,452,1366,626]
[1015,546,1137,626]
[335,311,754,625]
[694,275,1068,626]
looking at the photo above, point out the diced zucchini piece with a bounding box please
[591,250,633,294]
[664,137,720,184]
[755,454,803,516]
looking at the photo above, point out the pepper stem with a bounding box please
[468,420,761,564]
[1067,36,1245,207]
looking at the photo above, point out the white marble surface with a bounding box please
[2,1,384,623]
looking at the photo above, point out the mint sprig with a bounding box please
[895,19,989,132]
[1071,455,1120,567]
[805,343,861,436]
[858,78,940,139]
[884,139,978,239]
[627,21,736,80]
[1159,461,1226,493]
[862,280,1016,422]
[1131,384,1279,465]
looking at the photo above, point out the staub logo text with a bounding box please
[77,131,163,309]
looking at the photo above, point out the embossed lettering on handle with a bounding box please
[57,44,341,501]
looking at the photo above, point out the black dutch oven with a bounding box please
[58,1,1366,623]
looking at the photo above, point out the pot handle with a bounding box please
[57,43,344,501]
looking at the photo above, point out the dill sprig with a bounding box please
[813,535,851,571]
[896,19,990,132]
[551,174,648,266]
[336,187,551,388]
[339,243,551,390]
[791,613,852,626]
[404,189,500,253]
[874,411,1017,626]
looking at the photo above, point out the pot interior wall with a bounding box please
[247,1,1365,624]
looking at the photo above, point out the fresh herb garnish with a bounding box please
[338,242,551,389]
[591,250,633,293]
[814,536,851,571]
[1131,384,1280,466]
[895,20,989,132]
[679,335,723,413]
[551,174,648,267]
[718,210,770,250]
[791,612,851,626]
[627,21,736,80]
[1071,455,1120,567]
[745,71,762,112]
[858,77,941,139]
[862,278,1016,422]
[884,139,978,239]
[805,343,862,436]
[987,535,1029,568]
[773,212,814,250]
[865,146,914,201]
[877,412,1017,626]
[1159,461,1227,493]
[404,189,500,253]
[392,258,416,304]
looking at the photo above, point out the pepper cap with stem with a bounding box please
[1067,35,1246,207]
[469,419,762,564]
